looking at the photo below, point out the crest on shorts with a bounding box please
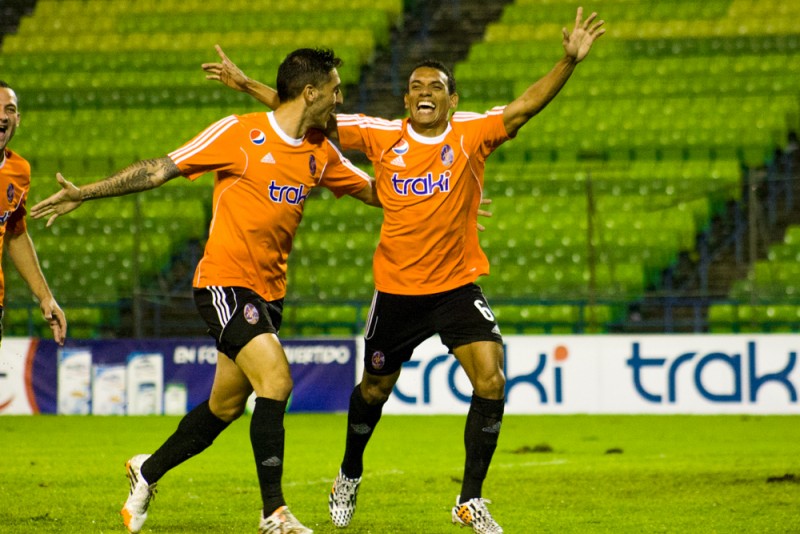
[440,144,454,167]
[371,351,386,370]
[243,303,260,325]
[6,184,14,203]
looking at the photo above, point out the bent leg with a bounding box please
[341,370,400,478]
[453,341,506,502]
[234,333,293,516]
[140,351,244,484]
[209,348,254,420]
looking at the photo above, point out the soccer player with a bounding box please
[0,80,66,346]
[31,49,379,534]
[205,8,604,533]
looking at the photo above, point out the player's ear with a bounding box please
[303,84,317,104]
[450,92,459,110]
[403,93,410,111]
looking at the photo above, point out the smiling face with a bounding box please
[0,87,20,157]
[404,66,458,136]
[307,68,343,130]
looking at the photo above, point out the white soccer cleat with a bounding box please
[451,495,504,534]
[259,505,313,534]
[328,468,362,528]
[121,454,157,533]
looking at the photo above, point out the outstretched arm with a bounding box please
[203,44,280,110]
[30,157,181,226]
[502,7,605,137]
[6,231,67,344]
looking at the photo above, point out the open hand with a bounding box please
[202,44,250,91]
[562,7,605,63]
[30,173,83,227]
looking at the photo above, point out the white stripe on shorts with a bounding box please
[208,286,234,327]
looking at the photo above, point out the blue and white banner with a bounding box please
[373,335,800,414]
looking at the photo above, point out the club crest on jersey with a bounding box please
[6,184,14,203]
[371,351,386,370]
[392,139,410,155]
[243,303,260,325]
[309,154,317,176]
[250,129,266,145]
[440,144,454,167]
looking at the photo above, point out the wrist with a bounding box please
[242,76,257,93]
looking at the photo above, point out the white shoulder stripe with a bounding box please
[337,113,402,130]
[169,116,239,164]
[452,111,489,121]
[326,142,372,182]
[452,106,506,122]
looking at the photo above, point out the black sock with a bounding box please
[341,385,384,479]
[141,400,229,484]
[251,397,288,515]
[460,394,504,502]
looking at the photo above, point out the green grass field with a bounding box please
[1,414,799,533]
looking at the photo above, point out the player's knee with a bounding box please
[209,398,246,423]
[474,372,506,400]
[258,374,294,401]
[274,376,294,400]
[361,380,392,405]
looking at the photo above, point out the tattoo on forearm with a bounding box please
[83,158,180,199]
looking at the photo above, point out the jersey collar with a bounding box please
[267,112,303,147]
[405,119,452,145]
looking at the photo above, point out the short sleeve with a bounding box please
[6,201,26,235]
[167,115,243,181]
[456,108,511,160]
[320,142,372,198]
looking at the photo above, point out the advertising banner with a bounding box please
[0,338,38,414]
[3,334,797,415]
[0,337,356,415]
[376,335,800,415]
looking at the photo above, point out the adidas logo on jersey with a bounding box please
[390,155,405,167]
[261,152,276,164]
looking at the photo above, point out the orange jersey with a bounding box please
[337,109,509,295]
[169,111,371,301]
[0,148,30,305]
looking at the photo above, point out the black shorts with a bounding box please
[363,283,503,376]
[193,286,283,360]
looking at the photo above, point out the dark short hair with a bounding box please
[0,80,18,106]
[407,59,456,95]
[276,48,342,102]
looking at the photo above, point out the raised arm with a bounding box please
[502,7,605,137]
[5,230,67,344]
[30,157,181,227]
[202,44,280,110]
